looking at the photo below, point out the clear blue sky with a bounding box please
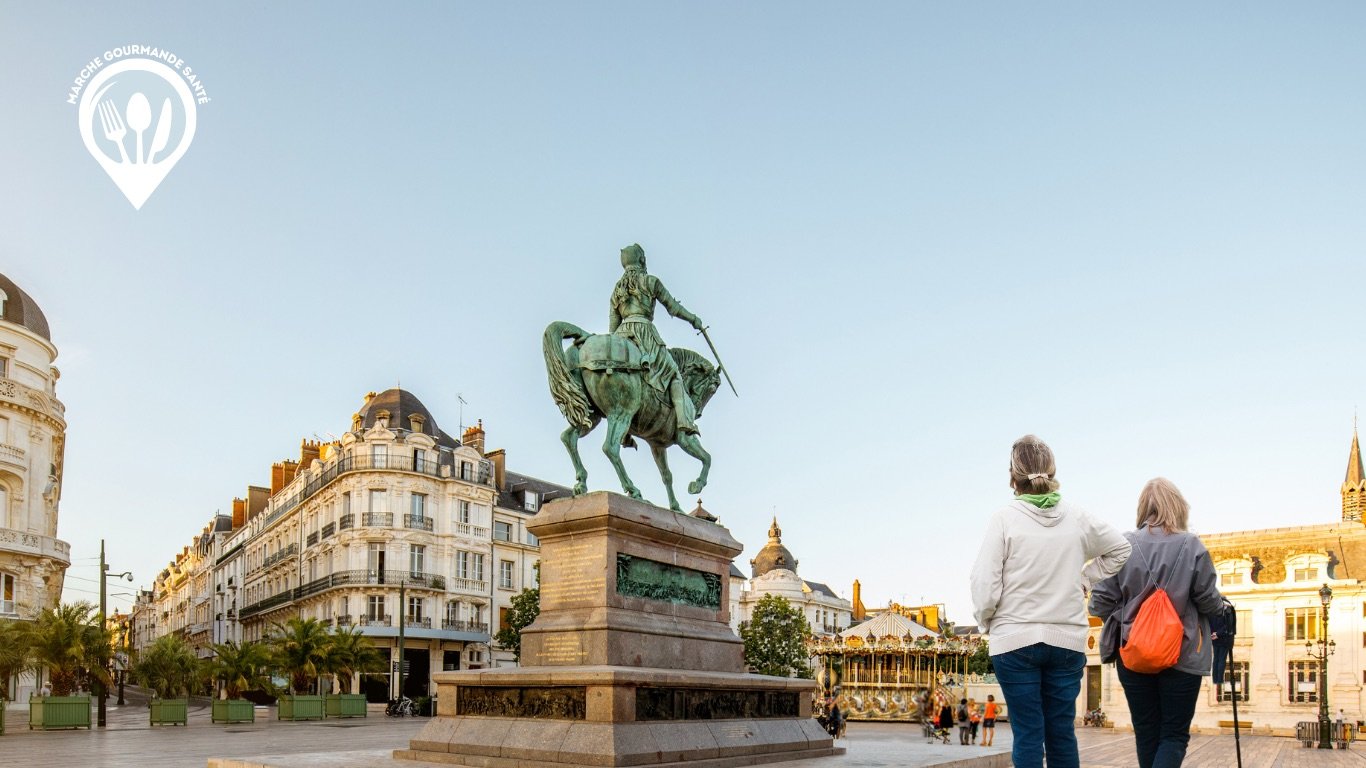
[4,3,1366,622]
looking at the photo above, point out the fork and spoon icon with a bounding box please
[95,88,173,165]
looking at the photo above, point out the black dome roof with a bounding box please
[0,274,50,341]
[357,388,459,448]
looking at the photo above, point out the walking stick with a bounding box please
[1230,642,1243,768]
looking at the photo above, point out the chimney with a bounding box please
[231,498,245,529]
[486,448,506,489]
[852,579,865,621]
[352,412,363,432]
[247,486,269,520]
[463,419,486,455]
[300,439,321,469]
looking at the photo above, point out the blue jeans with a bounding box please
[1116,658,1203,768]
[993,643,1086,768]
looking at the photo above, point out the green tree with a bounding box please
[0,619,32,701]
[208,640,272,699]
[739,594,813,678]
[965,640,993,676]
[268,617,332,694]
[27,602,112,695]
[130,635,201,698]
[323,627,386,694]
[494,563,540,662]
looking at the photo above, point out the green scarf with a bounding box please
[1016,492,1061,509]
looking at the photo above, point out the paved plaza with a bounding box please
[4,704,1366,768]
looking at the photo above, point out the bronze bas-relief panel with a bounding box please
[616,553,721,610]
[635,688,800,721]
[456,686,587,720]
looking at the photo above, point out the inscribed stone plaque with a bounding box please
[616,554,721,609]
[541,542,606,606]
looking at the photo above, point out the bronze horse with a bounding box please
[543,320,721,512]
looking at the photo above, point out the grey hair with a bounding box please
[1009,434,1060,494]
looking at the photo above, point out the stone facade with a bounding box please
[729,517,852,640]
[0,274,70,705]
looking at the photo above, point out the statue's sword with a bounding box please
[697,326,739,397]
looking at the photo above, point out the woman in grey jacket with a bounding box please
[1089,478,1225,768]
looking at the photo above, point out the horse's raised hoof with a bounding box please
[688,479,707,495]
[627,487,643,500]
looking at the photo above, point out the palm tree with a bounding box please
[130,635,201,699]
[0,619,32,701]
[27,602,111,696]
[208,640,271,699]
[323,627,385,694]
[268,617,332,694]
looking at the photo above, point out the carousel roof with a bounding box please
[839,610,938,642]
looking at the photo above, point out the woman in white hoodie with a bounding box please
[971,435,1132,768]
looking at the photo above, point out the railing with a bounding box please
[335,615,353,627]
[189,621,210,636]
[449,577,488,594]
[0,443,25,460]
[404,617,432,629]
[404,515,434,531]
[338,514,354,530]
[363,512,393,527]
[442,619,489,634]
[360,615,390,627]
[261,543,299,570]
[321,522,335,539]
[455,523,490,538]
[238,590,294,618]
[294,570,447,600]
[306,532,319,548]
[258,452,495,528]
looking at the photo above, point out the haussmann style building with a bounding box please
[0,274,70,706]
[130,389,566,701]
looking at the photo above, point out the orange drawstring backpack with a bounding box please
[1119,536,1190,674]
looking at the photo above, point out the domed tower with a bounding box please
[0,274,69,620]
[749,516,799,577]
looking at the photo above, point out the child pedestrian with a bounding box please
[982,695,998,746]
[968,698,981,744]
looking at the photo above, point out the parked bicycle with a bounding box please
[1083,707,1107,727]
[386,696,415,717]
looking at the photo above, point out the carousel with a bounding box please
[810,607,980,722]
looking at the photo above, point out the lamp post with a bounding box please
[98,539,133,728]
[1305,583,1336,749]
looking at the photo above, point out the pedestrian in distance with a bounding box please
[958,698,972,744]
[1090,478,1225,768]
[971,435,1133,768]
[937,702,954,744]
[968,697,981,744]
[982,695,998,746]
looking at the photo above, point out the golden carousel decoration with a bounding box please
[809,607,980,722]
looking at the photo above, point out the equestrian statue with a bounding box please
[543,243,734,512]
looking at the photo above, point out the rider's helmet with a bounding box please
[620,243,647,271]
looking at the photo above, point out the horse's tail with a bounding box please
[543,321,594,431]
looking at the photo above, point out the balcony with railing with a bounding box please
[335,615,353,627]
[404,515,434,531]
[360,615,390,627]
[363,512,393,527]
[189,621,211,636]
[449,577,489,594]
[238,589,295,618]
[294,570,447,600]
[258,452,495,529]
[442,619,489,634]
[404,616,432,629]
[321,522,336,539]
[338,514,354,530]
[306,532,319,548]
[260,543,299,570]
[455,523,490,539]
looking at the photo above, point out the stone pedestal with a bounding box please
[395,492,839,767]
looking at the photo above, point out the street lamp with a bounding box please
[1305,583,1336,749]
[99,539,133,728]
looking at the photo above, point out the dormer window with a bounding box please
[523,492,539,512]
[408,413,426,434]
[1293,567,1319,582]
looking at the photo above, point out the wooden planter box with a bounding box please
[324,694,368,718]
[149,698,188,726]
[277,694,325,721]
[29,695,92,730]
[211,698,256,724]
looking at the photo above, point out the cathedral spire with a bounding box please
[1343,423,1366,522]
